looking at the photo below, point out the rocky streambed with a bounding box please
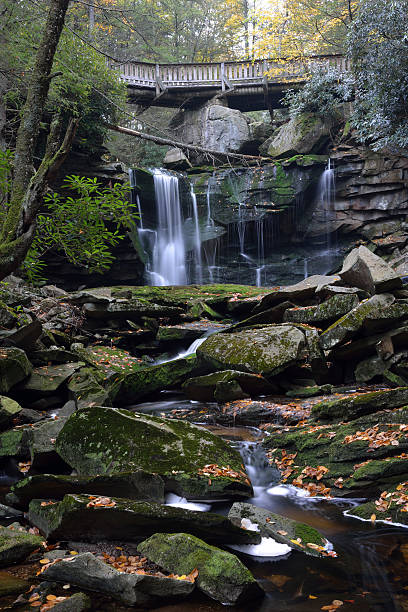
[1,248,408,609]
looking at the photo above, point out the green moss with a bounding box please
[294,522,324,546]
[312,387,408,421]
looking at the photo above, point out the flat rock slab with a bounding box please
[28,494,260,545]
[283,294,359,324]
[183,370,276,402]
[319,294,395,350]
[42,552,193,606]
[340,245,402,294]
[0,348,32,393]
[197,325,306,377]
[47,592,91,611]
[312,387,408,421]
[0,525,43,567]
[7,471,165,510]
[20,363,83,394]
[139,532,263,605]
[56,406,252,500]
[228,503,327,557]
[254,275,341,312]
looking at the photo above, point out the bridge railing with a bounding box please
[116,55,349,90]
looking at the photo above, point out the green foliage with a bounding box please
[282,67,354,119]
[23,175,136,283]
[347,0,408,151]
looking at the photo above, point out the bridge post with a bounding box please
[155,64,160,96]
[221,62,225,92]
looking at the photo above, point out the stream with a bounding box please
[130,395,408,612]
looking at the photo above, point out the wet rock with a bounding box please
[0,504,23,519]
[2,320,42,351]
[286,384,332,398]
[67,366,112,409]
[347,482,408,526]
[283,294,359,324]
[42,552,193,606]
[7,471,165,510]
[83,300,183,322]
[0,348,32,393]
[0,570,28,596]
[0,525,43,567]
[183,370,276,402]
[139,532,263,605]
[315,284,368,301]
[0,397,22,430]
[28,494,259,545]
[227,301,295,331]
[197,325,306,377]
[56,406,252,500]
[31,348,78,365]
[47,592,91,612]
[116,357,207,403]
[228,502,327,557]
[0,427,29,459]
[216,399,307,427]
[254,275,341,312]
[329,325,408,362]
[27,418,71,471]
[163,147,191,170]
[361,301,408,334]
[312,387,408,421]
[339,245,402,294]
[19,363,83,395]
[319,293,395,350]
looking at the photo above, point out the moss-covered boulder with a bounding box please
[73,346,143,378]
[0,348,32,393]
[312,387,408,421]
[0,428,29,459]
[283,294,359,325]
[82,299,184,322]
[228,502,327,557]
[319,293,395,350]
[115,357,208,403]
[183,370,276,402]
[56,407,252,500]
[42,551,193,606]
[0,525,43,567]
[260,113,333,158]
[6,471,165,510]
[0,397,22,430]
[28,494,260,545]
[138,532,263,605]
[340,245,402,294]
[197,325,306,377]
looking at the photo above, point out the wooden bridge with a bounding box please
[115,55,348,112]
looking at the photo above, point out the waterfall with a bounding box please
[190,184,203,284]
[318,158,335,252]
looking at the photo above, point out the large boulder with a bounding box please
[138,532,263,605]
[7,471,165,510]
[260,113,333,158]
[319,293,395,350]
[283,294,359,325]
[0,348,32,393]
[0,397,22,430]
[169,100,251,161]
[339,246,402,294]
[55,407,252,500]
[19,363,82,395]
[41,552,194,607]
[197,325,306,377]
[28,494,259,545]
[254,275,341,312]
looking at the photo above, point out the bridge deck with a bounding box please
[116,55,348,111]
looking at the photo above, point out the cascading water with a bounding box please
[151,170,187,285]
[190,184,203,284]
[316,158,336,271]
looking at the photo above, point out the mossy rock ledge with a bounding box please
[0,525,43,567]
[55,406,253,500]
[138,532,264,605]
[28,494,260,545]
[312,387,408,421]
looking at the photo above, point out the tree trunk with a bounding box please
[0,0,72,280]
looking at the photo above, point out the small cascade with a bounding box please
[189,184,203,284]
[205,172,215,228]
[318,158,336,251]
